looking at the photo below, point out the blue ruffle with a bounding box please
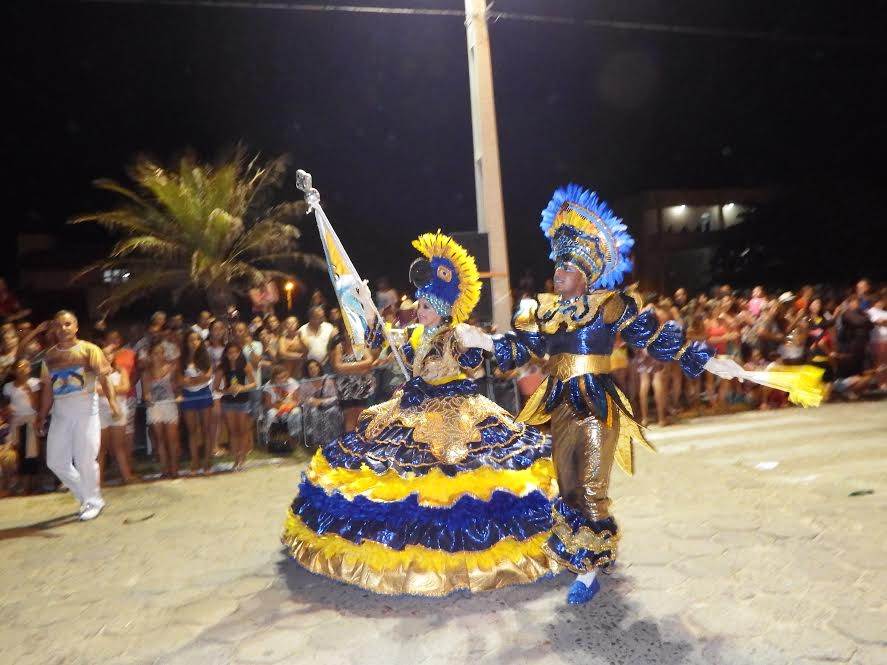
[293,479,553,552]
[679,341,712,378]
[323,419,550,476]
[546,498,618,572]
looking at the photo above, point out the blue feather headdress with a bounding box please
[540,184,634,290]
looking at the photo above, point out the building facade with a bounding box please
[615,187,773,295]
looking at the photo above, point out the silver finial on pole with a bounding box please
[295,169,321,209]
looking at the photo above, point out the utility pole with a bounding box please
[464,0,512,330]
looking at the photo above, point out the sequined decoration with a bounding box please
[362,393,524,465]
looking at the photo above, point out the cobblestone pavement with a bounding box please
[1,402,884,665]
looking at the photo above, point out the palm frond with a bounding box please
[110,236,188,259]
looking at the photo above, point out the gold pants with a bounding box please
[550,402,619,522]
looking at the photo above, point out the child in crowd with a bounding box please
[262,365,301,446]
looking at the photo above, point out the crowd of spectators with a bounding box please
[0,276,884,496]
[596,279,886,426]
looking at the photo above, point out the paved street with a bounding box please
[1,401,884,665]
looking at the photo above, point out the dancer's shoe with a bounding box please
[566,577,600,605]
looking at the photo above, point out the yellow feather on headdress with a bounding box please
[411,231,482,324]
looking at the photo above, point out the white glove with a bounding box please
[704,357,746,382]
[455,323,494,352]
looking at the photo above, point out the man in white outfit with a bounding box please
[36,311,120,521]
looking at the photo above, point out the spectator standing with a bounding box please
[191,311,213,340]
[804,297,836,380]
[206,320,227,368]
[104,330,137,455]
[233,322,263,370]
[298,306,336,367]
[215,343,256,470]
[180,331,215,473]
[3,358,41,494]
[205,319,228,455]
[278,316,306,379]
[705,300,741,412]
[837,295,873,378]
[299,359,342,447]
[375,277,399,311]
[329,333,378,431]
[135,311,178,368]
[142,340,180,478]
[97,350,133,484]
[855,278,873,311]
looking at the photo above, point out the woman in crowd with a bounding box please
[215,342,256,470]
[682,311,708,410]
[205,319,228,454]
[632,298,671,426]
[299,358,342,447]
[661,297,686,417]
[143,340,181,478]
[103,329,137,458]
[180,330,215,474]
[257,327,278,386]
[328,332,377,431]
[97,349,133,484]
[705,299,741,412]
[2,358,42,493]
[803,297,836,379]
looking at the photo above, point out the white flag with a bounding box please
[296,170,408,375]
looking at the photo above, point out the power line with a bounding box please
[80,0,879,47]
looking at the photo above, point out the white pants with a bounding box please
[47,396,102,507]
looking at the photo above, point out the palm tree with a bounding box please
[72,149,323,315]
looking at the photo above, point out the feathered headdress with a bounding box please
[409,231,482,324]
[540,184,634,290]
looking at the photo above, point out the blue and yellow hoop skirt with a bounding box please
[282,377,559,596]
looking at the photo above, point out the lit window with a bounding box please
[102,269,131,284]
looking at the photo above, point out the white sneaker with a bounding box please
[80,501,105,521]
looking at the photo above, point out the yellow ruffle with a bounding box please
[282,511,559,596]
[306,450,558,507]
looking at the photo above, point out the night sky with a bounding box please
[5,0,887,294]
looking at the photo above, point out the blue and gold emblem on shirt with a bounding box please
[51,367,86,396]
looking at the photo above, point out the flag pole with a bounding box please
[296,170,410,378]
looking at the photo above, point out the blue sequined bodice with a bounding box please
[545,314,614,356]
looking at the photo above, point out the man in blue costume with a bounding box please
[457,184,720,604]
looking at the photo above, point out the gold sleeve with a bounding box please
[601,291,626,324]
[513,299,540,333]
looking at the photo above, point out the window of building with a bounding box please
[102,269,131,284]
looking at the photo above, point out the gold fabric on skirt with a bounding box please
[282,511,559,597]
